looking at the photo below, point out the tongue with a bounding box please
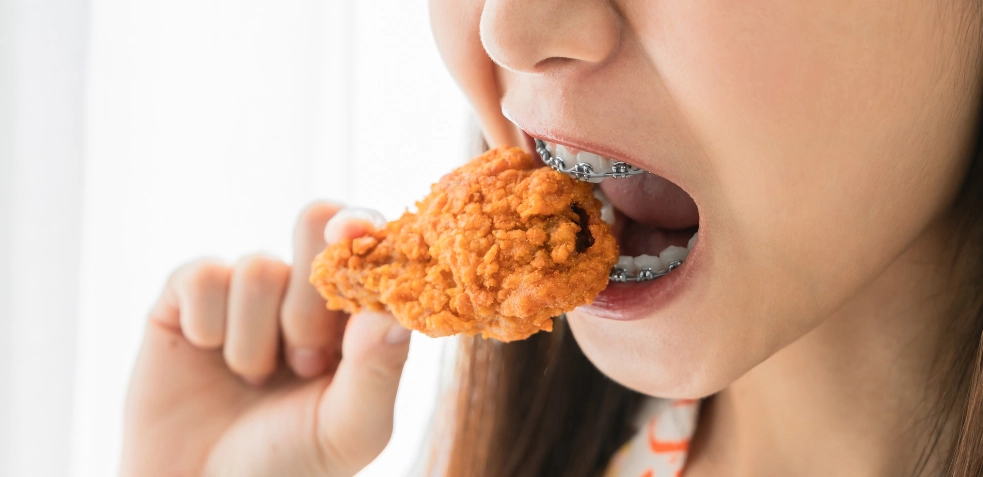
[599,173,699,230]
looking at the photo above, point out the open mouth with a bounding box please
[535,139,700,284]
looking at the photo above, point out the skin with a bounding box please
[122,204,412,476]
[124,0,983,476]
[430,0,983,474]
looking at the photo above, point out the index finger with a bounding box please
[280,204,388,378]
[280,202,344,378]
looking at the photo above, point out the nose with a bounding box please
[479,0,621,73]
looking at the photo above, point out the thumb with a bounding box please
[316,310,411,474]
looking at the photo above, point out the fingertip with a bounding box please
[323,208,388,245]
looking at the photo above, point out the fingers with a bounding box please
[150,260,231,349]
[280,202,344,378]
[175,262,231,348]
[322,207,387,245]
[224,255,291,384]
[281,204,387,378]
[317,311,412,474]
[150,202,394,390]
[151,256,293,385]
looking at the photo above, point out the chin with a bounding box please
[566,308,741,400]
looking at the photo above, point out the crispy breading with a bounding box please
[310,147,618,342]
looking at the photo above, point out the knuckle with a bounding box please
[184,261,231,295]
[168,259,229,306]
[365,359,408,387]
[235,254,290,289]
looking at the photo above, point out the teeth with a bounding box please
[592,187,616,225]
[659,245,689,269]
[634,254,661,271]
[617,255,638,273]
[556,144,577,163]
[538,140,698,282]
[576,151,608,183]
[537,139,645,182]
[600,204,615,226]
[611,231,698,282]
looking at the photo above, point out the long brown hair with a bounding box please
[937,94,983,476]
[431,71,983,477]
[436,318,645,477]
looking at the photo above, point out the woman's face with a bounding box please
[431,0,983,397]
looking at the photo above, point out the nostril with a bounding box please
[532,56,578,71]
[478,0,621,74]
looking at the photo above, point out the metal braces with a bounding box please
[535,139,645,182]
[609,260,683,283]
[533,139,680,282]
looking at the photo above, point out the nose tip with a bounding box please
[479,0,621,73]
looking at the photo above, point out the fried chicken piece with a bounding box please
[310,147,618,342]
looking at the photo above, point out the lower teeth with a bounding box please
[608,235,697,283]
[610,260,682,282]
[587,169,698,284]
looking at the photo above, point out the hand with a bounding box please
[121,203,410,477]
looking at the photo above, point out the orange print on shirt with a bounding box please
[647,416,691,454]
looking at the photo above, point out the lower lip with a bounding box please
[578,237,703,321]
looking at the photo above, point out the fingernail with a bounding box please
[385,324,412,344]
[323,208,388,244]
[291,347,328,378]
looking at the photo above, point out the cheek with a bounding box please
[578,0,978,396]
[647,1,970,310]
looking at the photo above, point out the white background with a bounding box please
[0,0,472,476]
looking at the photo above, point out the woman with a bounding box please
[121,1,983,475]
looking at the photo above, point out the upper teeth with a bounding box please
[536,139,645,182]
[555,145,611,184]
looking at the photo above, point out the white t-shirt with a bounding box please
[603,399,701,477]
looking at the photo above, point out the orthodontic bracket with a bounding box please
[535,139,646,182]
[609,260,683,283]
[533,140,682,282]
